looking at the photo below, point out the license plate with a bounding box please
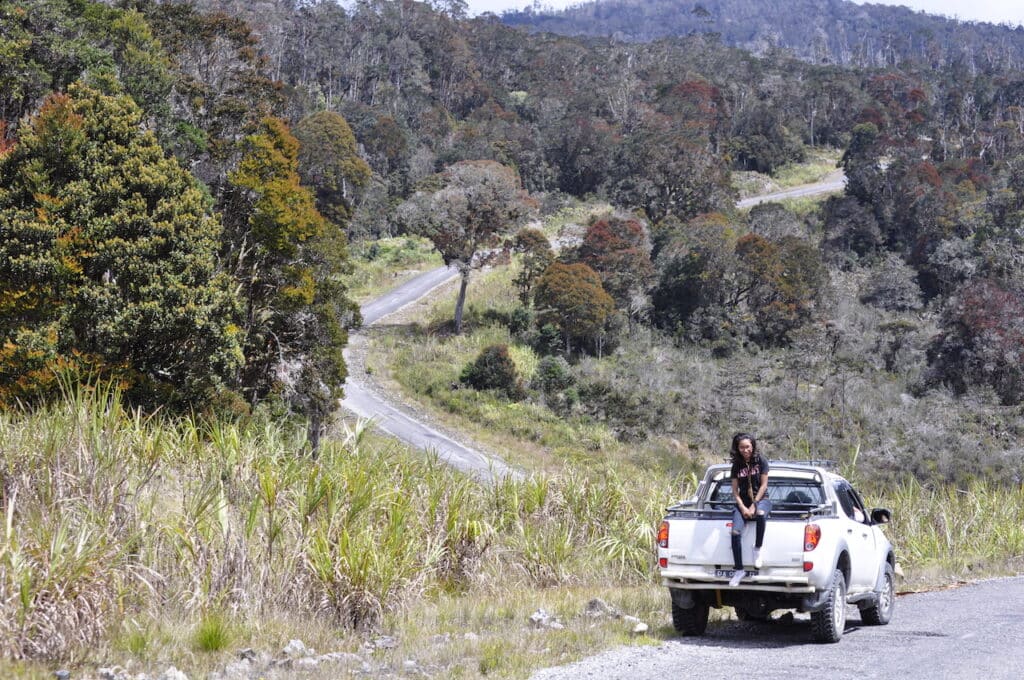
[715,569,758,578]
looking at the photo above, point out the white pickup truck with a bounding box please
[657,461,895,642]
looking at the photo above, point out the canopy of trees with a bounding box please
[4,0,1024,422]
[0,84,242,407]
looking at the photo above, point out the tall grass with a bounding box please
[3,382,1019,671]
[880,479,1024,577]
[0,384,674,663]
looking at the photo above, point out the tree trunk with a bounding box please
[454,269,470,334]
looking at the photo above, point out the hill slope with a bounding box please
[502,0,1024,68]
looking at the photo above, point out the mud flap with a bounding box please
[670,589,695,609]
[800,588,831,613]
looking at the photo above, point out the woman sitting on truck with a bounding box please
[728,432,772,586]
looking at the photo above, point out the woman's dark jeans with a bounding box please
[731,499,772,570]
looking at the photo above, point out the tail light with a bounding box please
[658,521,669,549]
[804,524,821,551]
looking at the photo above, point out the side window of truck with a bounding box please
[834,482,868,523]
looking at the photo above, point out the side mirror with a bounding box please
[870,508,892,525]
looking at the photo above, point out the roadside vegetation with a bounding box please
[0,378,1021,677]
[345,236,443,304]
[4,0,1024,673]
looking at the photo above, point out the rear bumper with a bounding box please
[661,568,816,595]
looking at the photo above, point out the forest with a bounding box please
[2,0,1024,477]
[1,0,1023,479]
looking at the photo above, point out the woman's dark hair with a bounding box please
[730,432,757,465]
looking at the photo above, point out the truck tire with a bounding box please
[810,568,846,643]
[671,600,709,636]
[860,562,895,625]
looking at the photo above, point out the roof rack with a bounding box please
[770,459,838,469]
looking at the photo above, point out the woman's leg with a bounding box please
[754,499,772,548]
[731,506,746,569]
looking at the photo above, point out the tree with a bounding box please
[859,253,924,311]
[533,262,615,356]
[926,279,1024,405]
[576,214,654,323]
[736,234,828,345]
[0,83,242,407]
[839,122,885,206]
[0,1,174,135]
[512,226,554,305]
[398,160,531,334]
[611,113,734,223]
[292,110,371,228]
[459,344,524,400]
[222,116,356,439]
[651,213,739,334]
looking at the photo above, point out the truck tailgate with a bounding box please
[665,517,807,569]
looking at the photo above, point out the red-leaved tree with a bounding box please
[927,279,1024,405]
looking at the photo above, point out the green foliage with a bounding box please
[192,614,233,653]
[532,355,575,395]
[0,0,173,132]
[460,344,525,400]
[223,116,356,428]
[728,103,806,174]
[512,227,555,305]
[533,262,615,356]
[138,0,280,170]
[736,233,828,345]
[0,84,243,408]
[651,213,739,335]
[398,160,533,333]
[293,110,371,228]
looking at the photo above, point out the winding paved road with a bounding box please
[531,577,1024,679]
[340,265,522,483]
[736,169,846,208]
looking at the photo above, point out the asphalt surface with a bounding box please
[531,576,1024,680]
[736,170,846,208]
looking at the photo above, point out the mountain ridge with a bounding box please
[501,0,1024,69]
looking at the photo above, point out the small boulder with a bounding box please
[529,609,564,630]
[283,639,314,659]
[584,598,619,619]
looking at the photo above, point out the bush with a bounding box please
[860,254,923,311]
[532,356,576,394]
[460,344,525,400]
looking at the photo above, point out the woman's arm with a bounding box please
[755,473,769,504]
[732,478,752,515]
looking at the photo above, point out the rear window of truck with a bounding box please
[706,479,825,508]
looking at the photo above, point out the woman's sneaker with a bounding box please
[728,569,746,587]
[753,548,763,569]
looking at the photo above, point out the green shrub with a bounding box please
[192,614,233,653]
[532,356,575,394]
[460,344,525,400]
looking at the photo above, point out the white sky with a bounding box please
[466,0,1024,27]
